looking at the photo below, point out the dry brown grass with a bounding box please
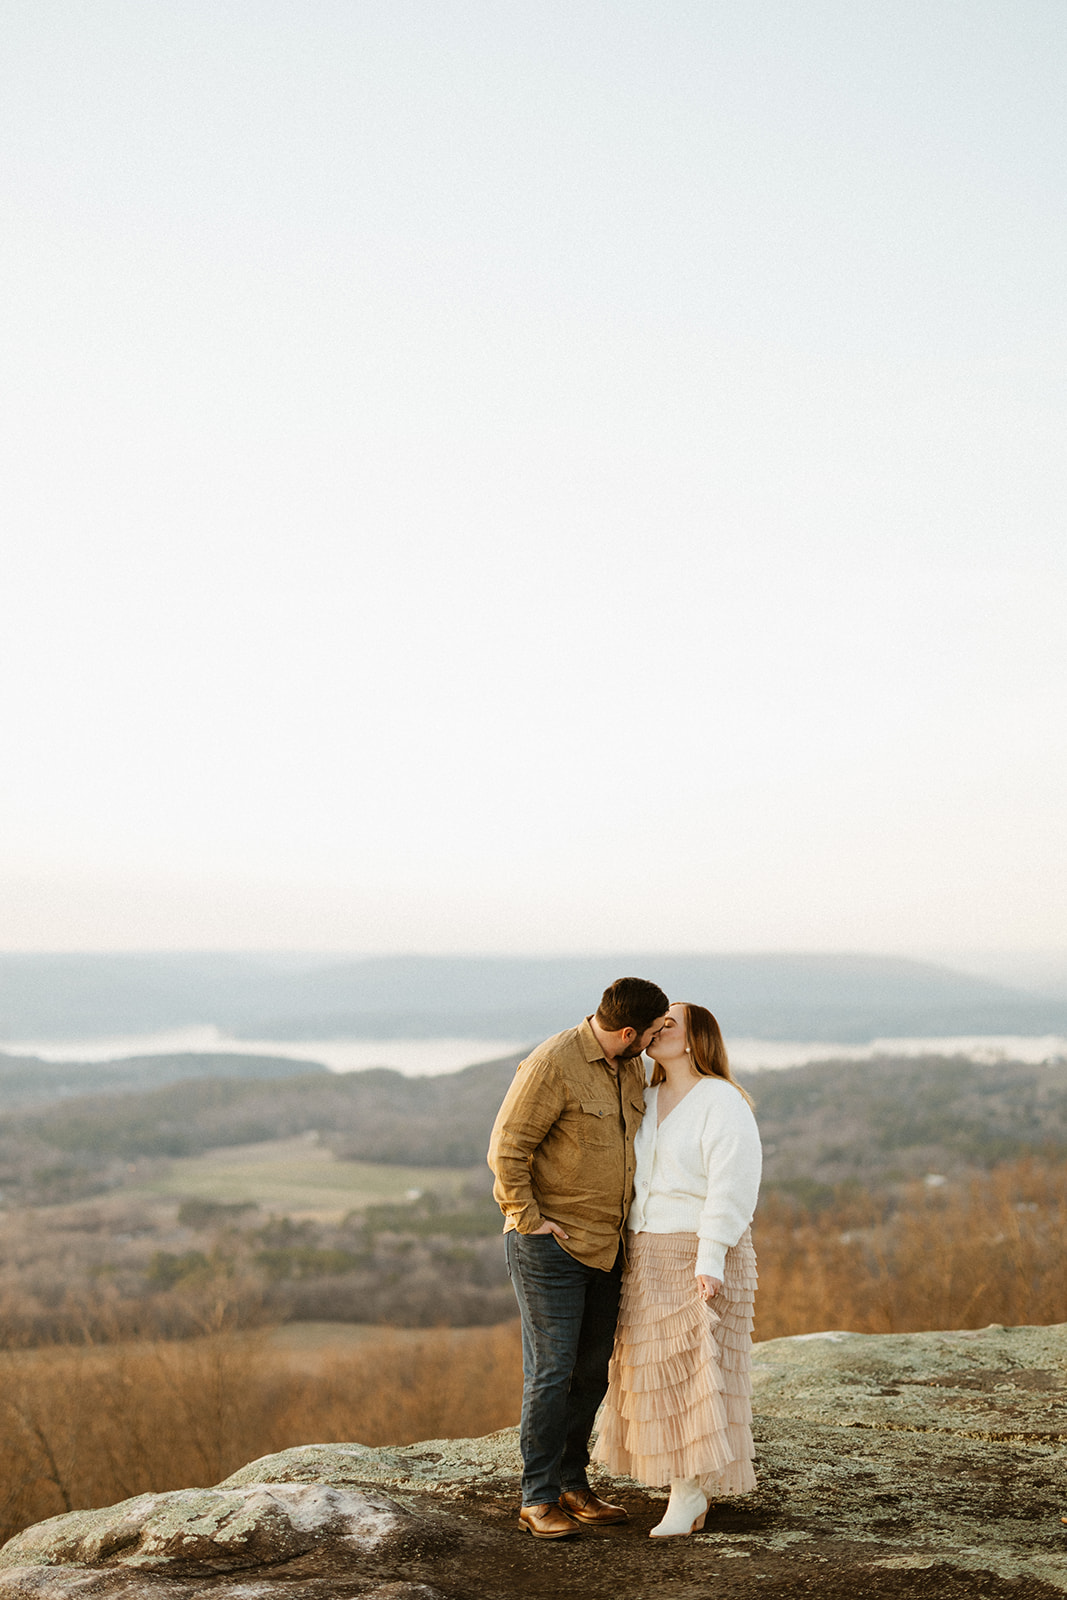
[2,1157,1065,1545]
[0,1319,523,1544]
[753,1156,1067,1339]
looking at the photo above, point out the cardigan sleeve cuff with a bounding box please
[696,1238,727,1280]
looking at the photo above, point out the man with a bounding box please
[487,976,670,1538]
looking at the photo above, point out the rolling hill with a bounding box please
[4,1049,1067,1205]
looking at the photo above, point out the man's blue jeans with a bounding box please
[505,1230,623,1507]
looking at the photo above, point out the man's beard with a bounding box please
[617,1039,648,1060]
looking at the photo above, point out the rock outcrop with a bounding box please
[2,1323,1066,1598]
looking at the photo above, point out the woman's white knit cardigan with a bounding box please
[627,1075,763,1280]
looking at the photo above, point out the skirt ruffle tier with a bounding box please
[592,1228,757,1497]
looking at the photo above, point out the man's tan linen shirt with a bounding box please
[487,1017,647,1272]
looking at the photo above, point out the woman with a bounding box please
[592,1001,762,1538]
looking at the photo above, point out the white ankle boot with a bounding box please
[649,1477,708,1538]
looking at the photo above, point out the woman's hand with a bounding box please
[696,1274,722,1302]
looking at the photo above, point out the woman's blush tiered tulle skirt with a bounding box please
[592,1228,758,1496]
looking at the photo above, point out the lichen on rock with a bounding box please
[1,1323,1066,1598]
[0,1482,411,1583]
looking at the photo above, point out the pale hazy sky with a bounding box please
[2,2,1064,955]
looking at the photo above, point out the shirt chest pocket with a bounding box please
[576,1100,618,1143]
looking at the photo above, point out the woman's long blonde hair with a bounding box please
[649,1001,754,1107]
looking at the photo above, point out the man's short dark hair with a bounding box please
[595,976,669,1035]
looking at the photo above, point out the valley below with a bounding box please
[2,974,1067,1585]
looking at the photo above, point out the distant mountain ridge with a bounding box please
[2,951,1066,1044]
[0,1050,329,1111]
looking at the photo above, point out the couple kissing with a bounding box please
[487,975,762,1541]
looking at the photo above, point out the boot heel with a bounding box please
[649,1479,709,1538]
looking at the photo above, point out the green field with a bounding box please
[129,1136,481,1217]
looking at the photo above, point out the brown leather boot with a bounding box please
[518,1502,582,1538]
[559,1487,628,1525]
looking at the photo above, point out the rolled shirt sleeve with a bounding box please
[487,1058,566,1235]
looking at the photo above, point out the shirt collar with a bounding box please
[579,1015,614,1068]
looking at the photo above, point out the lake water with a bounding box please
[5,1025,1066,1076]
[1,1027,523,1076]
